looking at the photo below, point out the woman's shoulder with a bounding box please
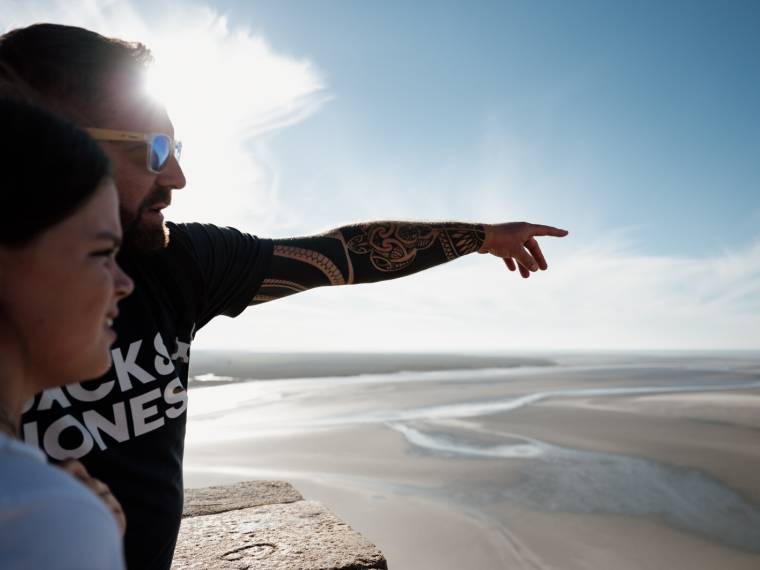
[0,434,92,505]
[0,435,125,569]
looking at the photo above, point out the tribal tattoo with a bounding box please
[250,222,485,305]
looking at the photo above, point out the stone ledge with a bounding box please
[173,481,387,570]
[183,481,303,518]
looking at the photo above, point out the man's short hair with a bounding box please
[0,23,152,125]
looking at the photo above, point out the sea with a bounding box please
[182,351,760,569]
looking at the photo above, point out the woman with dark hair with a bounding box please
[0,96,133,569]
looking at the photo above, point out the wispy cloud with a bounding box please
[0,0,328,230]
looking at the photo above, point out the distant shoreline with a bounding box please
[187,351,557,389]
[187,349,760,389]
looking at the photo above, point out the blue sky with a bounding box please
[199,0,760,256]
[2,1,759,350]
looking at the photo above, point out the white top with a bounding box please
[0,432,125,569]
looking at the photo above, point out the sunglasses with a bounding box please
[85,128,182,173]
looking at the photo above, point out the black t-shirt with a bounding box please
[20,222,273,570]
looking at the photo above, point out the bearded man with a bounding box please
[0,23,567,570]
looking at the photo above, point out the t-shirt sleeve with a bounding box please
[170,222,274,328]
[1,493,125,570]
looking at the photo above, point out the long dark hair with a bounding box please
[0,96,111,246]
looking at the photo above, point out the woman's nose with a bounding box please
[114,263,134,300]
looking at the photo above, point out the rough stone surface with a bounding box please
[175,482,387,569]
[173,499,387,570]
[183,481,303,518]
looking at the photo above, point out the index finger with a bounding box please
[527,224,568,238]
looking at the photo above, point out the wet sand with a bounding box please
[183,353,760,569]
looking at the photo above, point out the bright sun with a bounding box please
[136,17,326,228]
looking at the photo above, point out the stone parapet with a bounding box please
[172,481,387,570]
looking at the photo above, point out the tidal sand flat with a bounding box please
[183,352,760,569]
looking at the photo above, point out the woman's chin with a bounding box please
[83,337,118,380]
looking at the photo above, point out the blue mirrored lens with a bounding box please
[150,135,171,172]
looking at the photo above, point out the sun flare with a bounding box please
[132,11,328,228]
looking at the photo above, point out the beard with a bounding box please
[121,186,172,253]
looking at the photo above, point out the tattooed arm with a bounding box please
[251,221,567,305]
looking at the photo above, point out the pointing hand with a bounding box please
[479,222,569,278]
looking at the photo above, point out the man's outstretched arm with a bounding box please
[250,221,568,305]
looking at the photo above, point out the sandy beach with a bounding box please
[183,352,760,569]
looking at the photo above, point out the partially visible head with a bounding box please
[0,97,133,393]
[0,23,186,252]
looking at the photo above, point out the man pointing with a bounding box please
[1,23,567,570]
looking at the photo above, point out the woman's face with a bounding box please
[0,178,133,391]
